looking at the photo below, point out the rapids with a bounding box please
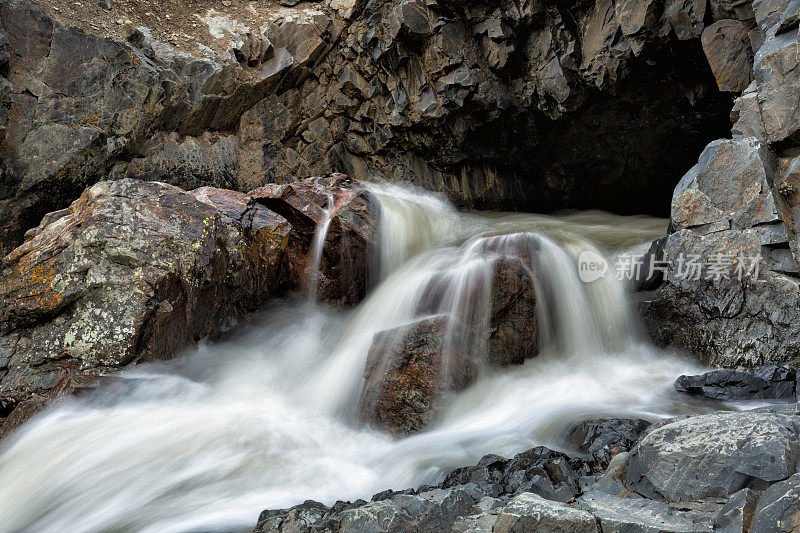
[0,183,723,533]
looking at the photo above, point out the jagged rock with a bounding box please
[250,174,380,306]
[3,0,744,262]
[701,19,753,92]
[488,257,538,366]
[339,485,482,532]
[577,490,713,532]
[639,137,800,368]
[266,10,330,68]
[749,473,800,533]
[622,411,800,502]
[0,0,299,258]
[674,365,797,401]
[360,316,470,436]
[567,418,651,470]
[440,447,585,503]
[254,500,334,533]
[492,492,598,533]
[255,484,484,533]
[670,138,778,232]
[108,132,241,191]
[0,179,290,437]
[751,28,800,144]
[713,488,758,533]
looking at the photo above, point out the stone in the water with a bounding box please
[567,418,651,469]
[488,257,538,366]
[675,366,796,401]
[360,316,477,436]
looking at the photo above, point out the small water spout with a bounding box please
[306,193,335,305]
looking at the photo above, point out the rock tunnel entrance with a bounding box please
[459,39,735,218]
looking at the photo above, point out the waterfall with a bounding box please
[306,193,334,304]
[0,183,711,533]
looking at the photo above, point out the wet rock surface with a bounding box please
[250,174,380,306]
[253,407,800,532]
[0,179,293,436]
[360,316,456,436]
[488,257,538,366]
[567,418,652,470]
[675,365,797,401]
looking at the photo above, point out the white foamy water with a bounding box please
[0,183,720,533]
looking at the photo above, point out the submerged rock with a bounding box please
[0,179,290,436]
[250,174,380,307]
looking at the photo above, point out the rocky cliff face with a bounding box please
[0,0,743,259]
[638,1,800,369]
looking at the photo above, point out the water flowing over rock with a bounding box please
[361,316,459,436]
[0,179,290,436]
[488,256,538,366]
[359,234,539,435]
[250,174,380,306]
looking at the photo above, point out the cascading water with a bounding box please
[306,193,335,304]
[0,183,723,533]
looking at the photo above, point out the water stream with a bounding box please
[0,183,724,533]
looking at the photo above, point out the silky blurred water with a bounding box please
[0,182,722,533]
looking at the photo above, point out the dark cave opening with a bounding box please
[464,38,735,218]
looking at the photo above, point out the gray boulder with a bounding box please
[713,488,759,533]
[622,411,800,501]
[674,365,797,401]
[701,19,753,92]
[0,179,291,437]
[577,490,713,532]
[639,137,800,368]
[749,473,800,533]
[492,492,598,533]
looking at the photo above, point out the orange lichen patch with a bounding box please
[0,257,66,314]
[245,222,290,270]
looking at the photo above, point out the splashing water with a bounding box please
[0,183,722,533]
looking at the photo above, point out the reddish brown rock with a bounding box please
[0,179,290,436]
[360,316,472,436]
[489,257,538,366]
[250,174,380,306]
